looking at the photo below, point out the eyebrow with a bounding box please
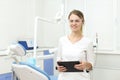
[69,19,81,22]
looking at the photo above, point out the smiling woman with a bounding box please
[67,10,84,44]
[56,9,95,80]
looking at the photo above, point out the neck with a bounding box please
[70,31,83,38]
[68,32,83,44]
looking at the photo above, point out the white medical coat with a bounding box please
[57,36,95,80]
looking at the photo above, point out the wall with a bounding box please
[117,0,120,50]
[0,0,41,74]
[36,0,65,47]
[41,0,120,51]
[0,0,35,50]
[85,0,117,51]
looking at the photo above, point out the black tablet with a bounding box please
[57,61,83,72]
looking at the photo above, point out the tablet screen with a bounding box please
[57,61,83,72]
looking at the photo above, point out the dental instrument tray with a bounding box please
[57,61,83,72]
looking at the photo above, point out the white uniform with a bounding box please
[57,35,95,80]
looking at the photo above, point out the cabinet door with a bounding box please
[92,53,120,80]
[93,68,120,80]
[85,0,116,51]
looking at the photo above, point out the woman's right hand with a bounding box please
[57,66,67,72]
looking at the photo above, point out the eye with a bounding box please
[75,20,80,22]
[69,20,73,22]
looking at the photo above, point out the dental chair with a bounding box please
[6,43,57,80]
[12,62,57,80]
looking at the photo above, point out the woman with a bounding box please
[56,10,95,80]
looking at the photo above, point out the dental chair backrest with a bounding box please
[12,62,50,80]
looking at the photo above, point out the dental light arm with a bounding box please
[33,0,65,59]
[33,16,63,59]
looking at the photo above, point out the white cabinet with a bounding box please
[93,68,120,80]
[92,52,120,80]
[0,57,13,74]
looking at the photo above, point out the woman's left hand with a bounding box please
[74,61,92,70]
[74,61,86,70]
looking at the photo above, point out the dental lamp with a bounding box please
[8,44,26,56]
[0,44,26,63]
[0,44,26,56]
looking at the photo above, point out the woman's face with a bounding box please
[69,14,83,32]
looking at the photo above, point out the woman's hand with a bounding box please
[56,66,67,72]
[74,61,92,70]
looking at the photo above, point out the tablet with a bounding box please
[57,61,83,72]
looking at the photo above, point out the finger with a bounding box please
[74,64,84,70]
[58,66,66,71]
[62,68,67,72]
[59,67,67,72]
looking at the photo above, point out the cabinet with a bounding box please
[92,52,120,80]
